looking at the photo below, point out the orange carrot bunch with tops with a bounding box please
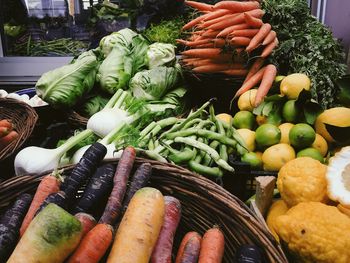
[0,119,18,150]
[179,0,279,107]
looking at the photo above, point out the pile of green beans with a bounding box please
[126,100,249,178]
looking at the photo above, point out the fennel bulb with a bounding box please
[14,129,93,176]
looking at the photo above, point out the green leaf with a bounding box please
[253,101,266,116]
[262,101,275,116]
[303,101,324,125]
[336,75,350,107]
[36,50,98,108]
[264,94,287,102]
[324,123,350,145]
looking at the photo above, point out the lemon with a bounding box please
[241,152,263,169]
[237,129,256,152]
[280,73,311,99]
[216,113,232,125]
[282,100,301,123]
[312,134,328,156]
[297,148,324,163]
[232,111,256,130]
[237,89,258,112]
[279,123,294,144]
[289,123,316,149]
[262,143,296,171]
[255,124,281,149]
[315,107,350,143]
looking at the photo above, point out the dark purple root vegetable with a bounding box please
[122,162,152,213]
[0,193,32,262]
[72,163,116,216]
[38,142,107,214]
[151,196,181,263]
[235,244,263,263]
[99,146,136,225]
[61,142,107,199]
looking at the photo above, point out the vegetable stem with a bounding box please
[105,89,123,109]
[57,129,94,154]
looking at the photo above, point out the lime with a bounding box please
[312,134,328,156]
[289,123,316,149]
[280,73,311,99]
[279,123,294,144]
[255,124,281,149]
[297,148,324,163]
[241,152,263,169]
[262,143,296,171]
[237,89,258,112]
[237,129,256,152]
[216,113,232,125]
[232,111,256,130]
[282,100,301,123]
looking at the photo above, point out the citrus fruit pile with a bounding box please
[232,73,332,171]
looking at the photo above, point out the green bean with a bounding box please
[157,117,179,128]
[160,141,195,164]
[215,116,228,162]
[202,125,218,166]
[188,161,224,177]
[174,137,234,172]
[228,125,249,152]
[183,118,202,129]
[160,99,213,138]
[148,138,155,151]
[135,148,168,163]
[166,128,237,148]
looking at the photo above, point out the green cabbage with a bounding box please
[36,50,98,108]
[99,28,138,57]
[145,43,176,69]
[80,95,109,117]
[130,34,150,75]
[129,65,181,100]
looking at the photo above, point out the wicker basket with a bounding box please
[0,158,287,263]
[0,98,38,161]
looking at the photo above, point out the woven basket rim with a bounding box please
[0,157,288,263]
[0,98,38,161]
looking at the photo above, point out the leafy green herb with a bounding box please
[262,0,347,108]
[144,18,185,45]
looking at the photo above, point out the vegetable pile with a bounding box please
[2,146,228,263]
[179,1,279,106]
[262,0,347,108]
[0,120,18,151]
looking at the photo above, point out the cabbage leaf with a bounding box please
[145,43,175,69]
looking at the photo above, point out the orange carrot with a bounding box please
[254,64,277,107]
[231,37,251,46]
[261,38,279,58]
[176,39,211,47]
[67,223,114,263]
[262,30,276,45]
[184,59,215,68]
[200,14,237,28]
[181,48,222,59]
[222,69,248,76]
[203,9,232,21]
[212,38,226,48]
[202,30,221,38]
[0,127,9,138]
[195,43,216,48]
[214,1,260,12]
[0,130,18,149]
[0,119,12,130]
[233,66,266,99]
[246,23,271,52]
[185,1,213,11]
[217,24,249,38]
[182,13,209,31]
[175,232,202,263]
[182,58,201,64]
[198,227,225,263]
[243,58,265,84]
[209,9,264,31]
[193,64,236,73]
[244,13,263,28]
[19,174,61,237]
[231,29,259,37]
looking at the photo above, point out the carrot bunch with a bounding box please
[179,0,279,107]
[0,119,18,150]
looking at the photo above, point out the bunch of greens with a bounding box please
[144,18,185,45]
[262,0,347,108]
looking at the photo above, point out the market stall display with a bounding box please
[1,0,350,262]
